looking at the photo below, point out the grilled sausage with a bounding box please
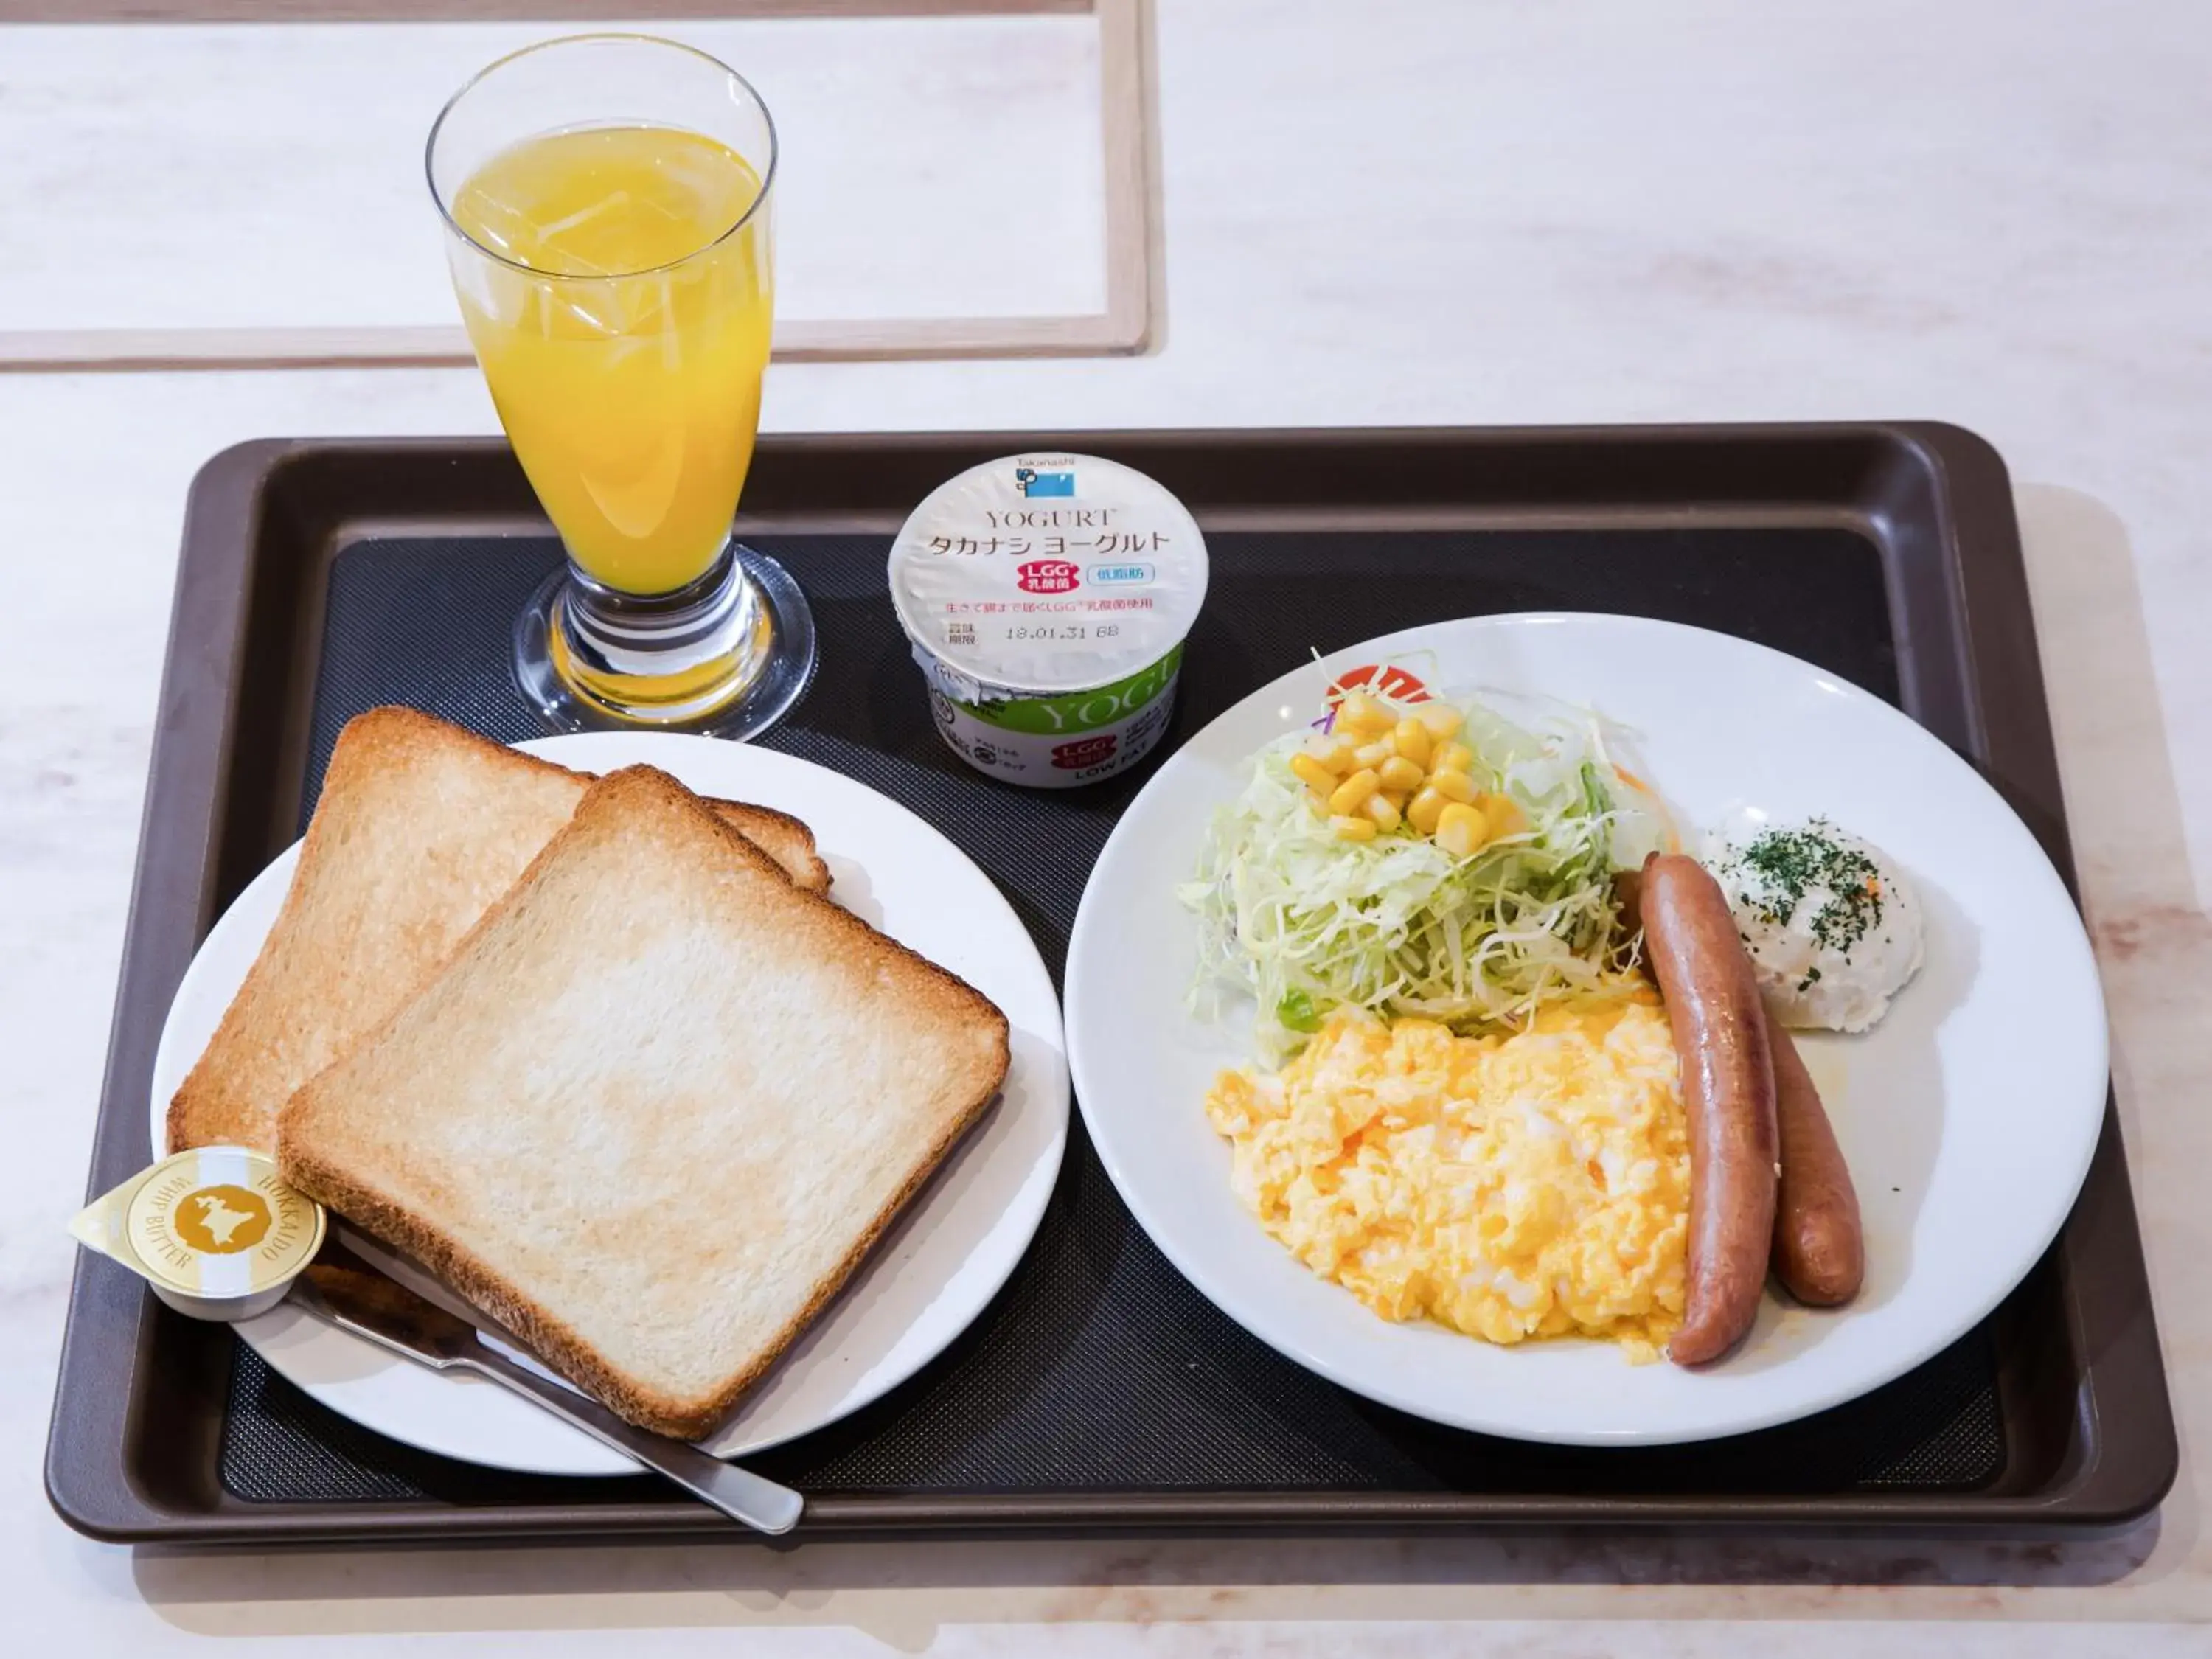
[1640,852,1778,1367]
[1766,1016,1864,1307]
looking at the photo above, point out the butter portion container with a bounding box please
[71,1145,325,1322]
[888,453,1209,787]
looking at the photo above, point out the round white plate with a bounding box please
[1065,613,2107,1447]
[152,733,1068,1475]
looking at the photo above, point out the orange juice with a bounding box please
[447,125,773,595]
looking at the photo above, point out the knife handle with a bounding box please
[459,1349,804,1534]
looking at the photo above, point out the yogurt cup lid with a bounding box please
[888,453,1209,695]
[71,1144,324,1303]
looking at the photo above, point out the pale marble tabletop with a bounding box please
[7,1,2212,1651]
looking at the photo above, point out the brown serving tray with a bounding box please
[47,426,2174,1544]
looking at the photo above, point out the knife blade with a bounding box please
[293,1234,802,1535]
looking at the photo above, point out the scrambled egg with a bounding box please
[1204,994,1690,1360]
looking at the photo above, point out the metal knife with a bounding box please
[289,1236,804,1536]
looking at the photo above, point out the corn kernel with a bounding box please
[1434,741,1476,775]
[1315,740,1360,774]
[1336,692,1394,739]
[1290,753,1338,793]
[1364,792,1402,832]
[1415,703,1465,740]
[1406,785,1448,835]
[1328,768,1381,815]
[1391,717,1432,768]
[1435,801,1489,858]
[1377,755,1425,793]
[1331,813,1377,842]
[1477,792,1526,837]
[1427,767,1478,804]
[1354,739,1396,770]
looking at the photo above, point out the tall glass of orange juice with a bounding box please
[428,35,813,735]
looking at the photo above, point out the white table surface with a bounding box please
[8,1,2212,1651]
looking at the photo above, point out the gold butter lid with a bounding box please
[71,1146,324,1301]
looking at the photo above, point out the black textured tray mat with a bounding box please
[219,526,2002,1504]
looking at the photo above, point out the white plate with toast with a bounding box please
[1065,613,2108,1445]
[152,728,1068,1475]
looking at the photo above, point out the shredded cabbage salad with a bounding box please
[1178,681,1666,1064]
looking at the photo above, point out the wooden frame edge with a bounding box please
[0,1,1096,23]
[0,0,1152,369]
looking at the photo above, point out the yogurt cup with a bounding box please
[70,1144,325,1322]
[888,453,1209,787]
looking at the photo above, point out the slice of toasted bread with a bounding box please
[167,708,830,1156]
[278,765,1010,1439]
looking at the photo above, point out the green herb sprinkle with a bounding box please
[1719,819,1887,956]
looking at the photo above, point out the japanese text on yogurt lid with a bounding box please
[888,453,1209,698]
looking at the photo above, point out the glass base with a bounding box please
[512,542,816,740]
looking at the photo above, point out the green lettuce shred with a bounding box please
[1177,686,1661,1065]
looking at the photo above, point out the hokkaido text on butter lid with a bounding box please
[888,453,1209,698]
[71,1144,324,1302]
